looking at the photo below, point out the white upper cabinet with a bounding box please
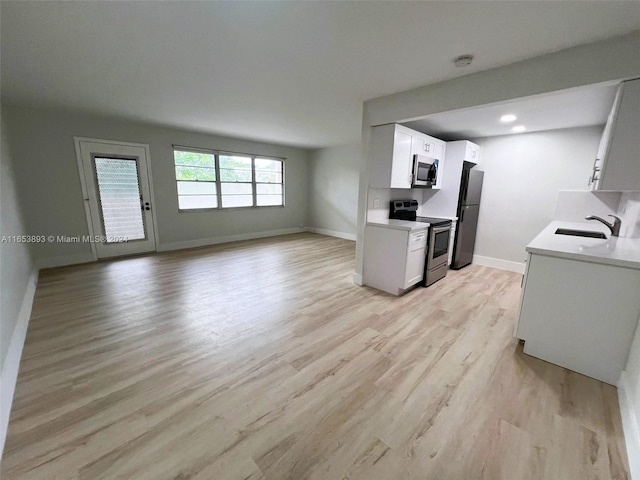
[411,134,447,191]
[412,132,446,161]
[464,141,481,164]
[369,123,446,190]
[370,124,414,189]
[591,78,640,191]
[410,134,425,158]
[412,135,438,157]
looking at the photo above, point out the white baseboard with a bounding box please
[38,229,315,266]
[306,227,356,241]
[1,268,38,457]
[472,255,526,274]
[157,227,305,252]
[618,371,640,480]
[37,252,95,269]
[352,272,363,286]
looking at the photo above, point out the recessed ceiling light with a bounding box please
[512,125,526,133]
[453,55,474,67]
[500,114,517,123]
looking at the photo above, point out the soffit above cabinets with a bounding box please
[402,83,619,141]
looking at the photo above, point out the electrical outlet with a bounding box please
[373,198,381,208]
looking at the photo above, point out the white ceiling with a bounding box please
[2,2,639,148]
[403,83,620,140]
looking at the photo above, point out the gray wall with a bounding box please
[2,105,309,262]
[308,143,360,237]
[472,126,602,265]
[0,110,36,370]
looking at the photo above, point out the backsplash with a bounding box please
[618,192,640,238]
[553,190,622,222]
[367,187,423,222]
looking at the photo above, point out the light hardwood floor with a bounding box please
[1,233,630,479]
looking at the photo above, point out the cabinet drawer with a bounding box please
[409,230,427,249]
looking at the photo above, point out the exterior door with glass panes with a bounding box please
[76,139,157,258]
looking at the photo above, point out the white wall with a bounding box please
[618,192,640,238]
[0,110,38,455]
[471,126,602,267]
[0,111,37,370]
[308,143,360,240]
[2,105,310,265]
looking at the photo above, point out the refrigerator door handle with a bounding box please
[461,169,469,203]
[460,208,465,222]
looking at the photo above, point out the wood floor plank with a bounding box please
[1,233,630,479]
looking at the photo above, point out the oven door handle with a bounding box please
[431,224,451,234]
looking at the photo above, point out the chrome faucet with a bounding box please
[585,214,622,237]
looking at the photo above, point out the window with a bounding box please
[173,148,284,210]
[255,158,283,206]
[220,155,253,208]
[174,150,218,209]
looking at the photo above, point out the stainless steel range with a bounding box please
[389,199,452,287]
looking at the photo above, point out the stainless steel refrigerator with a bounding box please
[451,163,484,270]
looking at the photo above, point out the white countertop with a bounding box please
[527,221,640,269]
[366,219,429,231]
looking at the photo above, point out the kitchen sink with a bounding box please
[554,228,607,239]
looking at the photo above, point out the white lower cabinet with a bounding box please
[363,225,428,295]
[516,252,640,385]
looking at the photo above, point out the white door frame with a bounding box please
[74,137,160,260]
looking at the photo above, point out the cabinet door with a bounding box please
[591,84,622,190]
[411,135,425,157]
[404,230,427,288]
[421,135,438,156]
[413,135,437,156]
[435,141,446,161]
[597,79,640,191]
[465,142,480,163]
[389,130,414,189]
[370,124,414,189]
[424,139,437,156]
[517,253,640,385]
[515,252,532,338]
[363,225,409,295]
[433,140,446,190]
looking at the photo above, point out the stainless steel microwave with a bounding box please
[412,154,438,188]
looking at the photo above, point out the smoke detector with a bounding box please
[453,55,474,67]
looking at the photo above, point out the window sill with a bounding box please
[178,205,286,213]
